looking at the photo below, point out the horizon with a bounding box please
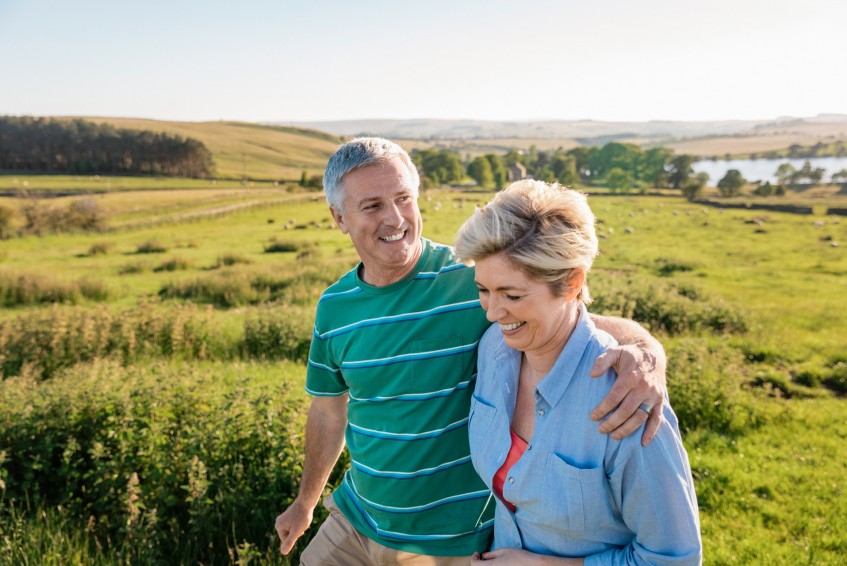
[1,1,845,123]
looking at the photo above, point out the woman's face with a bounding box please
[474,253,579,357]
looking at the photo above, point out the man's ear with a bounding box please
[564,269,586,302]
[330,207,348,234]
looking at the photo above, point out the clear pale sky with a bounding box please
[0,0,843,123]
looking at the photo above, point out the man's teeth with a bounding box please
[500,322,523,331]
[381,232,404,242]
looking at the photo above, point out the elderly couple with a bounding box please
[274,138,702,565]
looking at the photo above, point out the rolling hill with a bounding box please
[67,117,343,180]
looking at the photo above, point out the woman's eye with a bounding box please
[506,295,521,301]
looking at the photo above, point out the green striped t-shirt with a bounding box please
[306,238,495,556]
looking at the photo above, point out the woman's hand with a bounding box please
[472,548,583,565]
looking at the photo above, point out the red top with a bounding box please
[492,427,528,513]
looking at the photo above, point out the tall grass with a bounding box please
[0,360,337,565]
[0,272,110,307]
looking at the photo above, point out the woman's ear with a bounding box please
[563,269,586,302]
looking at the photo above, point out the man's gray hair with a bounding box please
[323,137,420,212]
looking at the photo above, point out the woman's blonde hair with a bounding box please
[455,180,599,303]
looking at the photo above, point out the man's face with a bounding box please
[330,158,423,286]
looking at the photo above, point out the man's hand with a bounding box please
[589,342,666,446]
[275,499,314,555]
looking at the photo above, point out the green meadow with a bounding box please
[0,187,845,564]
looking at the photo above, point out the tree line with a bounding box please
[413,142,847,202]
[413,142,697,194]
[0,116,215,178]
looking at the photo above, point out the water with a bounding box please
[692,156,847,186]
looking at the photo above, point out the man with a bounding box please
[275,138,667,564]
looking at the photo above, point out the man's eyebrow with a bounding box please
[356,191,412,206]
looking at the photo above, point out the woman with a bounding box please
[455,180,701,565]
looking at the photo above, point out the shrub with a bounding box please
[135,240,168,254]
[242,306,314,363]
[118,262,148,275]
[154,256,192,272]
[87,241,114,256]
[591,276,748,335]
[0,272,110,307]
[0,204,14,239]
[0,301,219,380]
[666,339,763,434]
[18,198,108,235]
[0,361,330,564]
[211,253,253,269]
[159,271,263,307]
[263,239,300,253]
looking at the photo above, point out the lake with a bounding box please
[692,156,847,186]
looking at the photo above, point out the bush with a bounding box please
[154,256,192,272]
[666,339,763,434]
[0,204,14,239]
[135,239,168,254]
[0,301,219,380]
[591,276,748,335]
[18,198,108,235]
[118,262,148,275]
[159,271,263,307]
[263,239,300,253]
[87,241,114,256]
[242,306,314,363]
[0,272,110,307]
[211,253,253,269]
[0,361,327,564]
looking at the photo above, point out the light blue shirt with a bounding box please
[469,305,702,565]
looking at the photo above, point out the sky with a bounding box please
[0,0,844,123]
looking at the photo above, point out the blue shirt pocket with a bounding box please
[544,452,607,534]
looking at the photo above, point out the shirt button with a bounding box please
[527,444,532,450]
[537,409,545,416]
[508,477,515,484]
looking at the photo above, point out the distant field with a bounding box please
[53,117,343,181]
[396,137,582,157]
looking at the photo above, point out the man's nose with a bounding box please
[382,202,403,228]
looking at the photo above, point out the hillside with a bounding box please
[275,115,847,158]
[66,117,342,180]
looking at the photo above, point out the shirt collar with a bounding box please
[533,303,595,410]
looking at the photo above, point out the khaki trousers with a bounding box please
[300,494,472,566]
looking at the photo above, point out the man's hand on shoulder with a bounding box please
[589,341,667,446]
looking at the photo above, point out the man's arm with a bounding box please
[588,314,666,446]
[275,394,348,554]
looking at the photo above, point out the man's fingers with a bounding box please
[589,350,617,378]
[641,405,663,446]
[590,373,629,421]
[279,530,300,555]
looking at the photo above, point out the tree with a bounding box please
[413,149,464,187]
[566,146,594,180]
[638,147,672,187]
[753,181,774,197]
[775,163,796,185]
[668,155,695,189]
[485,154,507,189]
[682,172,709,201]
[831,168,847,183]
[0,204,14,239]
[551,154,579,186]
[606,167,633,194]
[300,170,308,186]
[589,142,641,179]
[467,156,494,188]
[717,169,745,197]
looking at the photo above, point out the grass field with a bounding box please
[1,185,846,564]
